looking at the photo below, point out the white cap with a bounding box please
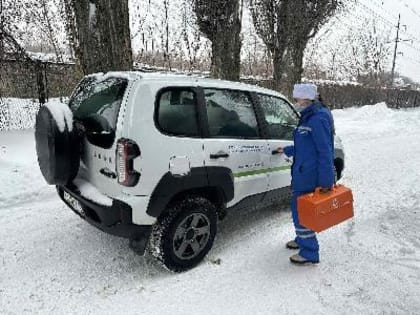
[293,83,318,100]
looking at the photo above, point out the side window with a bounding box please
[156,88,199,137]
[204,89,259,139]
[257,94,298,140]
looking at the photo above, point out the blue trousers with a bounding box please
[291,192,319,262]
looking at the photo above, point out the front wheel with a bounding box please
[148,196,217,272]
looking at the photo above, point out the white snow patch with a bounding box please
[302,78,361,86]
[89,2,97,27]
[73,178,113,207]
[26,51,74,64]
[44,100,73,133]
[0,130,57,209]
[85,72,104,79]
[98,71,137,82]
[85,71,137,83]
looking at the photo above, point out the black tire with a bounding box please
[148,196,217,272]
[35,105,80,185]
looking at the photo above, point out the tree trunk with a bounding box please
[290,51,305,84]
[287,47,305,92]
[211,22,241,81]
[285,38,308,97]
[272,47,287,91]
[194,0,242,81]
[70,0,132,75]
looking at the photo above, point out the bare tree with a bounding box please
[249,0,290,88]
[64,0,133,75]
[356,20,391,86]
[193,0,243,81]
[1,0,69,62]
[181,0,204,71]
[250,0,343,92]
[38,0,64,62]
[307,17,391,86]
[285,0,342,88]
[1,1,32,59]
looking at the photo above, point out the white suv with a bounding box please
[35,72,345,272]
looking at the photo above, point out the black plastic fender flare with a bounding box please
[146,166,234,218]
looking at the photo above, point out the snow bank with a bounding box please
[333,102,391,119]
[73,178,113,207]
[44,100,73,132]
[332,102,420,140]
[0,130,57,209]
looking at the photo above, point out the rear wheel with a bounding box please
[148,196,217,272]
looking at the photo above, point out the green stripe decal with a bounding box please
[234,165,291,178]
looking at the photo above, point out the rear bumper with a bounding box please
[57,184,152,252]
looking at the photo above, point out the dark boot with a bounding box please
[289,254,319,265]
[286,240,299,250]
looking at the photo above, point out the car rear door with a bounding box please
[200,88,270,208]
[68,76,132,197]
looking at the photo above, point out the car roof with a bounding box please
[87,71,289,101]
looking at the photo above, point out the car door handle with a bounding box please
[210,152,229,159]
[272,150,282,155]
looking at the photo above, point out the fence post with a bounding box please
[36,60,47,105]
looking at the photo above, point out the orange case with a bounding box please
[297,184,354,233]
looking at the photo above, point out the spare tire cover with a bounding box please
[35,105,80,185]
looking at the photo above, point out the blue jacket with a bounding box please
[284,101,334,192]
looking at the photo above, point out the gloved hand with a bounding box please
[274,147,284,153]
[319,187,332,194]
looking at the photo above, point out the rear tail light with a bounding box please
[116,138,140,186]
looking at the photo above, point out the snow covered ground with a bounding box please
[0,103,419,314]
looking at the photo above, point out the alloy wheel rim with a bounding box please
[173,213,211,260]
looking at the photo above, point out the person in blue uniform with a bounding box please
[278,83,335,265]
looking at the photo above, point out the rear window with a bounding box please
[70,77,128,129]
[69,77,128,147]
